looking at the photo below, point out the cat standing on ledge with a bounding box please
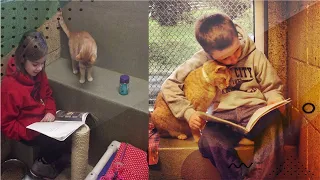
[57,11,98,84]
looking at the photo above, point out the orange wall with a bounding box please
[287,1,320,177]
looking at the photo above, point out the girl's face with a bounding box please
[24,56,46,77]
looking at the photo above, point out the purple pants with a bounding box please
[198,104,285,180]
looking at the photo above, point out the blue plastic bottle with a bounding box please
[119,75,129,95]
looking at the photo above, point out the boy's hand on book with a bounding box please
[41,113,55,122]
[268,100,285,115]
[189,112,206,130]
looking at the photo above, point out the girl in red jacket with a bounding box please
[1,30,69,179]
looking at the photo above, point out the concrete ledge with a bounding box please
[159,137,254,165]
[11,141,40,169]
[46,58,148,114]
[46,58,149,165]
[1,135,12,163]
[159,137,198,150]
[150,137,222,179]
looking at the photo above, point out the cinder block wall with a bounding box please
[287,1,320,177]
[267,1,320,177]
[267,1,288,99]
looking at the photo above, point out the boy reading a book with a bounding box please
[161,13,286,179]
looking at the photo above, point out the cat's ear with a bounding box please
[215,65,226,72]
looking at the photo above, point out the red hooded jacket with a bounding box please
[1,57,56,141]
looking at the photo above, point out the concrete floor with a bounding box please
[1,165,93,180]
[149,139,314,180]
[2,146,316,180]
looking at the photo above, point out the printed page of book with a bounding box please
[245,99,291,131]
[56,110,89,122]
[26,121,84,141]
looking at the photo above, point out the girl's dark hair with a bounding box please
[14,30,48,74]
[195,13,238,53]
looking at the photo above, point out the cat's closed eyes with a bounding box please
[151,60,231,142]
[57,11,97,84]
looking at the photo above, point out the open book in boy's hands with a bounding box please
[198,98,291,134]
[27,110,97,141]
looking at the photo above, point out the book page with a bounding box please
[245,99,291,131]
[27,121,84,141]
[56,110,89,122]
[198,112,248,134]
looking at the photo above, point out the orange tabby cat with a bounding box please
[57,11,97,83]
[151,60,231,142]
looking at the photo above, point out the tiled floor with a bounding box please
[1,165,93,180]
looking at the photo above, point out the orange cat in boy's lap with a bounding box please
[151,60,231,142]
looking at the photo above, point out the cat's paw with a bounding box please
[87,77,93,82]
[73,70,79,74]
[79,79,85,84]
[177,134,188,140]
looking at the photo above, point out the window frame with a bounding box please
[254,0,266,53]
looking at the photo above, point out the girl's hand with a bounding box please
[41,113,55,122]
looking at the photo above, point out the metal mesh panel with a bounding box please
[149,0,254,108]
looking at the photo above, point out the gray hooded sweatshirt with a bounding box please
[160,24,284,122]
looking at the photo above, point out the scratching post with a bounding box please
[71,124,90,180]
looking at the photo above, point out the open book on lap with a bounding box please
[198,98,291,134]
[27,110,98,141]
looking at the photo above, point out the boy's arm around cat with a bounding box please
[161,49,210,122]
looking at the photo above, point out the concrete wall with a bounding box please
[268,1,320,177]
[287,1,320,177]
[1,1,150,81]
[286,1,320,178]
[267,1,288,99]
[59,1,149,80]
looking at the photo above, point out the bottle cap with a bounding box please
[120,75,129,83]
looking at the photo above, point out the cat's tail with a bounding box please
[57,11,70,38]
